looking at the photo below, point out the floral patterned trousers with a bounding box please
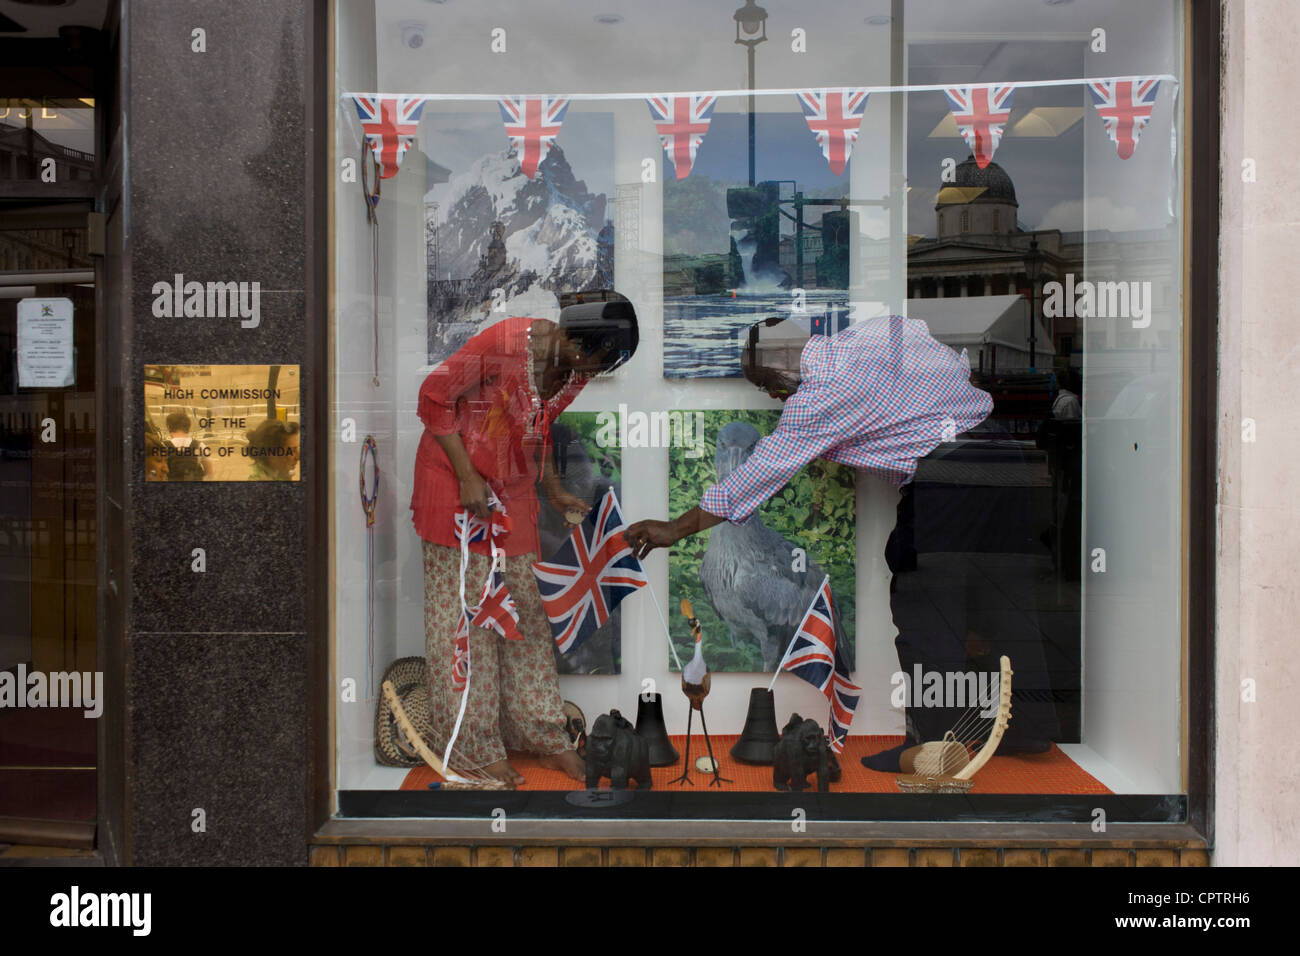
[423,540,572,770]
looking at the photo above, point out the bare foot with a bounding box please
[538,750,586,781]
[480,759,524,788]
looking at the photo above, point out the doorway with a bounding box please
[0,208,97,849]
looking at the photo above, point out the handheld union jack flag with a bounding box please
[944,85,1015,169]
[1088,77,1160,160]
[797,89,870,176]
[350,95,429,180]
[532,489,647,654]
[646,94,717,179]
[470,571,523,642]
[778,575,860,753]
[498,96,570,180]
[779,575,838,692]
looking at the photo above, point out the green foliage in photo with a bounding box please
[668,409,857,673]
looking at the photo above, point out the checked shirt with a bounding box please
[701,314,994,523]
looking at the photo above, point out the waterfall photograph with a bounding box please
[662,112,854,379]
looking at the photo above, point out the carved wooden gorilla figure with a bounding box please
[772,714,832,792]
[585,709,653,790]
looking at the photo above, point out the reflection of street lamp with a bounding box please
[733,1,768,186]
[1024,237,1041,370]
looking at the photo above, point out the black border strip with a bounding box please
[1184,0,1219,846]
[306,0,332,840]
[339,789,1185,824]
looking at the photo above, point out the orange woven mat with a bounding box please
[399,734,1109,794]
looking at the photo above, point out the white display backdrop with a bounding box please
[1077,5,1185,794]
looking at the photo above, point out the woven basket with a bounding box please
[374,656,437,767]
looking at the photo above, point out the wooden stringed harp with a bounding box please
[895,655,1013,793]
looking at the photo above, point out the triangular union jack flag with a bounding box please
[470,571,523,642]
[453,492,511,545]
[532,488,647,654]
[797,89,870,176]
[646,94,717,179]
[944,85,1015,169]
[1088,77,1160,160]
[498,95,569,180]
[451,610,471,692]
[350,95,429,179]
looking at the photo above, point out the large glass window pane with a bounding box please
[331,0,1187,812]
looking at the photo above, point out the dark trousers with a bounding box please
[884,426,1062,747]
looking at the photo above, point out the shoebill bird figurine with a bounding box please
[669,598,731,787]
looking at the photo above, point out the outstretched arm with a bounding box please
[625,506,726,560]
[627,389,846,558]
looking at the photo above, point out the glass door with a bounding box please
[0,210,97,847]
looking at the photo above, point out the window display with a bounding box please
[332,0,1187,819]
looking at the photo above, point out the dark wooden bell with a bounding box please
[730,687,781,764]
[634,693,679,767]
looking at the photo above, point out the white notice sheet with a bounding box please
[17,297,75,388]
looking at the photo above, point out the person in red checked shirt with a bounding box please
[413,300,637,788]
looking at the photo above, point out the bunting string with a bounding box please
[344,74,1179,193]
[344,74,1175,103]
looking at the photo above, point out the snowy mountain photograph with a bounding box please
[422,111,615,365]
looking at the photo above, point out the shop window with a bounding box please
[330,1,1189,822]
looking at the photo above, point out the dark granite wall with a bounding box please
[122,0,315,865]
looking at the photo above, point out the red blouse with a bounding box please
[410,316,586,556]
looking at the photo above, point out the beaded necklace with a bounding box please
[524,321,573,438]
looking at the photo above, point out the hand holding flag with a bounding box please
[533,489,647,654]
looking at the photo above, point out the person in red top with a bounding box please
[413,301,637,787]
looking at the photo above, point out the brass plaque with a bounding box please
[144,365,300,482]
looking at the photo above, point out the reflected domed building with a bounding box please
[907,155,1178,368]
[907,154,1073,369]
[909,154,1064,303]
[935,155,1020,239]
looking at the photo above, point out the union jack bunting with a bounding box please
[498,95,570,180]
[470,571,523,642]
[781,576,838,692]
[646,94,717,179]
[532,489,647,654]
[944,85,1015,169]
[797,89,870,176]
[451,610,471,692]
[828,644,861,755]
[349,95,429,179]
[1088,77,1160,160]
[453,492,511,545]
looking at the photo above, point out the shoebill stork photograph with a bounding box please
[676,418,856,672]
